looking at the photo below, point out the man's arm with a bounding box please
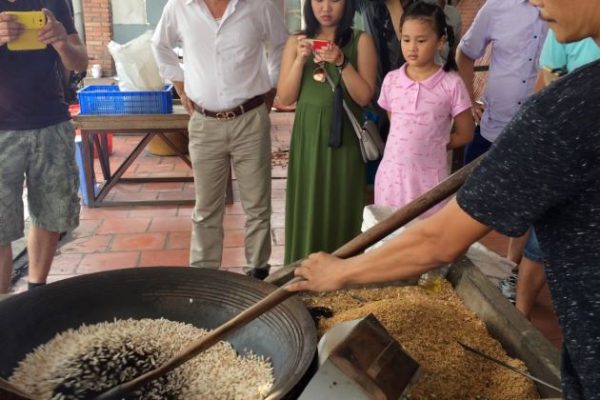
[151,5,188,112]
[262,2,288,108]
[287,198,491,292]
[455,0,493,123]
[456,47,483,123]
[39,8,87,72]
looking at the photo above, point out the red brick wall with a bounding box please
[457,0,486,33]
[82,0,114,77]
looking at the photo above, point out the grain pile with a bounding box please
[303,279,540,400]
[8,318,274,400]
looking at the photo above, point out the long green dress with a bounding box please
[284,31,366,264]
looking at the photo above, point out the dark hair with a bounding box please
[303,0,355,48]
[400,1,458,72]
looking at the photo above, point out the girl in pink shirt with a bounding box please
[375,2,474,217]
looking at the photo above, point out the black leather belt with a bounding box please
[194,95,264,121]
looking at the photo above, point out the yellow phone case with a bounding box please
[6,11,47,51]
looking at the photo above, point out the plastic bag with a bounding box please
[107,31,164,91]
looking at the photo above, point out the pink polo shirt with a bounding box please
[375,65,471,216]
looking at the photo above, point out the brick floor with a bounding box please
[110,233,167,252]
[138,249,190,267]
[60,234,112,254]
[165,231,191,250]
[77,252,140,274]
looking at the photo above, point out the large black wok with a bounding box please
[0,267,317,399]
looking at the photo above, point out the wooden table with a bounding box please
[74,106,233,207]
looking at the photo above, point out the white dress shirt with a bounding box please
[152,0,287,111]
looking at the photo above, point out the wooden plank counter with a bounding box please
[73,106,233,207]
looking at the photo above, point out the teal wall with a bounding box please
[112,0,167,44]
[285,0,302,34]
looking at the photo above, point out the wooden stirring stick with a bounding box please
[94,156,483,400]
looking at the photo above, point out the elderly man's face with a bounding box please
[530,0,600,43]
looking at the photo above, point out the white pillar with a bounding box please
[72,0,85,42]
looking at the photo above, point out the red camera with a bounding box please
[311,39,331,51]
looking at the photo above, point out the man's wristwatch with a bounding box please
[336,54,349,73]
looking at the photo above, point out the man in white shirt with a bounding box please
[152,0,287,279]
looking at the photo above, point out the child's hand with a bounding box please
[295,35,311,63]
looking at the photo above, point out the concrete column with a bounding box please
[82,0,114,77]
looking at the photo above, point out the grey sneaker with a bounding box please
[498,274,517,304]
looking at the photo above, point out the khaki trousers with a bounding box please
[188,106,272,268]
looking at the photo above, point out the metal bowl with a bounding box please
[0,267,317,399]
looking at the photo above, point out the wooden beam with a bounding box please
[447,258,561,398]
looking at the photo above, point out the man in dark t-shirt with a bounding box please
[288,0,600,398]
[0,0,87,293]
[457,59,600,399]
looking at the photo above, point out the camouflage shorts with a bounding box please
[0,121,80,244]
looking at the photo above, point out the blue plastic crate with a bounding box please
[78,84,173,115]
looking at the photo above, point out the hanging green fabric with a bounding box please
[284,30,367,264]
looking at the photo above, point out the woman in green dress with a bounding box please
[277,0,378,264]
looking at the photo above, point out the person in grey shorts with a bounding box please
[0,1,88,293]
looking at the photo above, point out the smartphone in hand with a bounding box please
[311,39,331,52]
[6,11,47,51]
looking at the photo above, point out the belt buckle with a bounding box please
[215,111,236,121]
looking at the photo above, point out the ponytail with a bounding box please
[443,23,458,72]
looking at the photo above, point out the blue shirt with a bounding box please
[539,29,600,73]
[459,0,547,142]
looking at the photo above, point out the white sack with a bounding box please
[107,31,164,91]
